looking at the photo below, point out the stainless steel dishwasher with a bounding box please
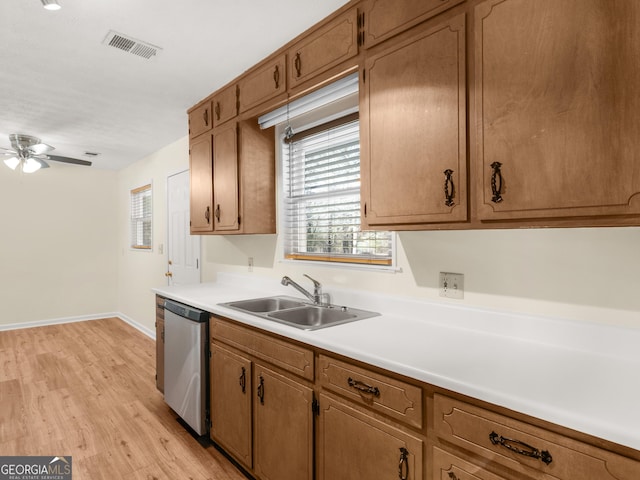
[163,299,208,436]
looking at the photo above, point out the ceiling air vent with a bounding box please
[103,30,162,60]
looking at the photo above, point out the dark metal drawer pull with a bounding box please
[347,377,380,396]
[489,431,553,465]
[490,161,503,203]
[239,366,246,393]
[444,168,455,207]
[257,375,265,404]
[398,447,409,480]
[273,65,280,89]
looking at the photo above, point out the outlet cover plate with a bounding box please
[439,272,464,299]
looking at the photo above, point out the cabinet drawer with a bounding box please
[189,101,212,138]
[288,7,358,89]
[318,354,422,429]
[433,446,508,480]
[364,0,465,48]
[210,316,313,381]
[434,394,640,480]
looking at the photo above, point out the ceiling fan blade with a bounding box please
[45,154,92,166]
[0,147,17,153]
[34,158,50,169]
[29,143,54,155]
[1,151,17,156]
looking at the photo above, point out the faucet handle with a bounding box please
[303,274,321,292]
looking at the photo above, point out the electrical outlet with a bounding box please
[439,272,464,299]
[248,257,254,272]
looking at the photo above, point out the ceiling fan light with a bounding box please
[41,0,61,11]
[4,157,20,170]
[23,158,42,173]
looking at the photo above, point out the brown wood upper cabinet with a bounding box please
[188,101,212,138]
[189,120,275,235]
[360,14,467,229]
[362,0,465,48]
[287,7,359,90]
[475,0,640,222]
[238,55,287,114]
[212,84,237,127]
[189,133,214,233]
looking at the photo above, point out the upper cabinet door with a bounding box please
[475,0,640,221]
[212,84,237,128]
[189,134,213,233]
[361,15,467,228]
[188,101,212,138]
[288,7,359,90]
[363,0,464,48]
[238,55,287,114]
[213,123,240,232]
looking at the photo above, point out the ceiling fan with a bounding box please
[1,134,92,173]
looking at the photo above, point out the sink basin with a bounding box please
[225,296,305,313]
[219,296,379,330]
[267,306,357,329]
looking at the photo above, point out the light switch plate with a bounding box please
[439,272,464,299]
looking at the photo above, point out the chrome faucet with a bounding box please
[281,274,328,305]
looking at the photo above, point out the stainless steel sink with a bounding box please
[225,296,305,313]
[219,296,379,330]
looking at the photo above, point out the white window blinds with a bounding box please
[283,114,393,266]
[130,184,152,249]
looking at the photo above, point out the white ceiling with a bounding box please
[0,0,349,170]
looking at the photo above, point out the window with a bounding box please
[130,183,152,249]
[282,114,394,266]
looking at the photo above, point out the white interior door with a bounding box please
[167,170,200,285]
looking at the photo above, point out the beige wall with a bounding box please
[0,163,118,326]
[201,227,640,327]
[116,136,189,332]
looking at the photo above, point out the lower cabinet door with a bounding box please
[253,363,314,480]
[318,393,424,480]
[210,343,252,468]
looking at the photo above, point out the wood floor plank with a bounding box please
[0,318,249,480]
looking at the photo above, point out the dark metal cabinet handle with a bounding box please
[398,447,409,480]
[444,169,455,207]
[239,367,246,393]
[447,472,458,480]
[490,162,503,203]
[489,431,553,465]
[347,377,380,397]
[214,204,221,222]
[215,102,221,121]
[273,65,280,89]
[294,52,302,78]
[203,109,209,127]
[257,375,265,404]
[205,206,210,223]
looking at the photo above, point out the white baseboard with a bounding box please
[0,312,156,340]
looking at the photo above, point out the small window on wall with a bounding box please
[130,183,152,250]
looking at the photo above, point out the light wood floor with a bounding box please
[0,318,248,480]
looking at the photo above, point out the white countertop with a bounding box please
[153,273,640,451]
